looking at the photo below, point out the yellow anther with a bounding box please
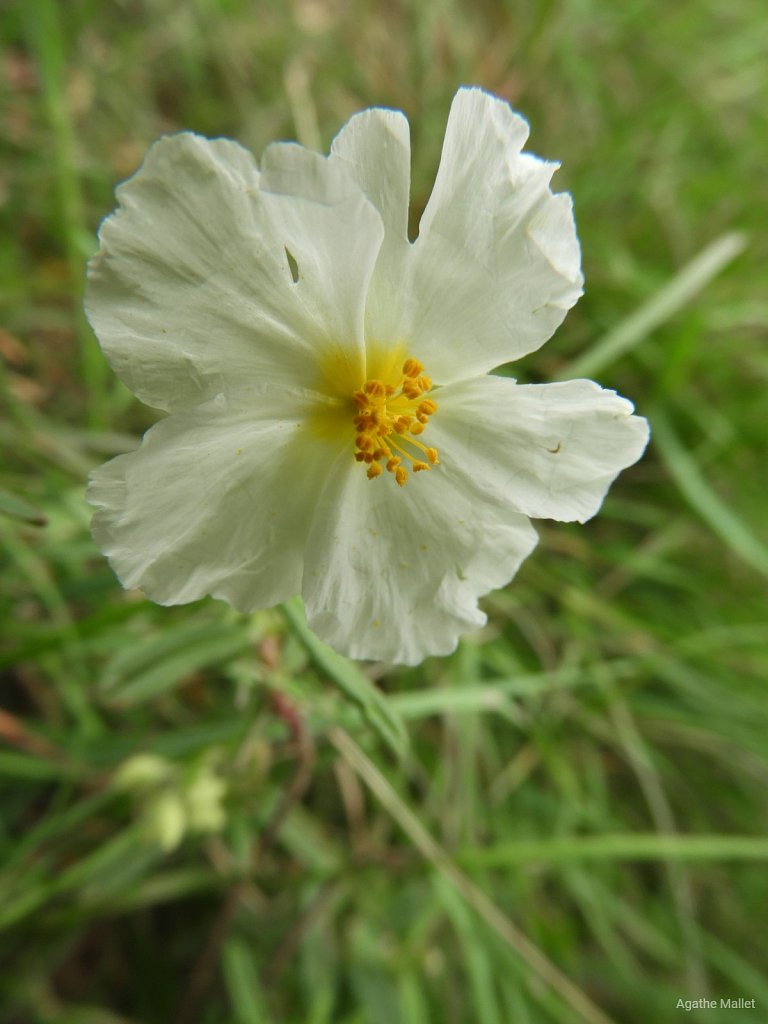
[402,358,424,378]
[352,355,440,486]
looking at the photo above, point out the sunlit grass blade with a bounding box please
[561,232,747,380]
[651,406,768,578]
[458,834,768,866]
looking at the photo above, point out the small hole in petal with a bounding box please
[285,246,299,283]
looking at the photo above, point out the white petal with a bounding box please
[404,87,584,383]
[330,108,410,242]
[259,142,385,374]
[87,134,328,411]
[88,387,341,610]
[301,454,538,665]
[329,108,412,343]
[432,376,650,523]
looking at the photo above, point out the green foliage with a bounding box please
[1,1,767,1022]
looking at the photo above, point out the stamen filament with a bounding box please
[351,357,440,486]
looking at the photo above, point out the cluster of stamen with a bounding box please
[352,358,440,487]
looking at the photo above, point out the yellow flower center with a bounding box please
[351,358,440,486]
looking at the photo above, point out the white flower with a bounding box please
[86,87,649,666]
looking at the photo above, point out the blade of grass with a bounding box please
[0,519,103,736]
[330,728,618,1024]
[602,686,707,995]
[437,877,504,1024]
[282,598,407,759]
[560,232,747,380]
[701,932,768,1006]
[0,487,48,526]
[222,937,272,1024]
[458,834,768,866]
[651,406,768,579]
[397,971,431,1024]
[99,619,253,706]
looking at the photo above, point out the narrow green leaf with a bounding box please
[437,877,503,1024]
[702,932,768,1007]
[398,971,432,1024]
[0,487,47,526]
[651,407,768,579]
[3,790,117,874]
[561,232,747,380]
[53,828,157,895]
[0,751,72,780]
[103,868,217,911]
[0,880,51,932]
[278,805,344,873]
[459,834,768,867]
[281,598,407,758]
[331,728,618,1024]
[100,620,252,706]
[222,937,272,1024]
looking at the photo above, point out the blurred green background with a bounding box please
[2,1,767,1022]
